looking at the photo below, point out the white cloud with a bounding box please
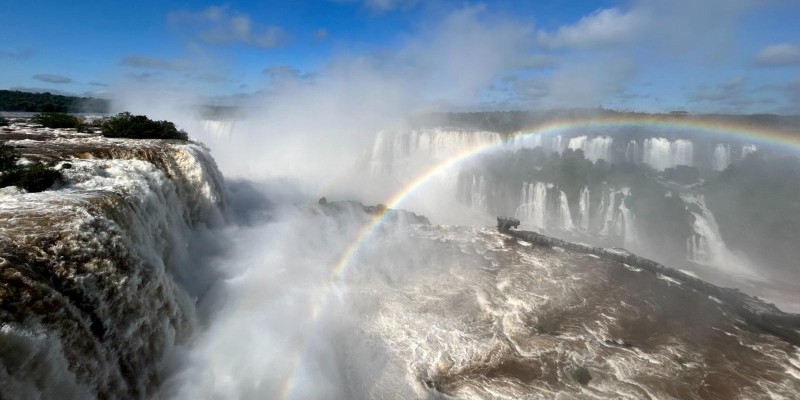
[262,65,310,84]
[536,8,642,49]
[0,49,34,60]
[32,74,73,84]
[689,76,747,103]
[755,44,800,66]
[396,5,534,104]
[120,55,194,70]
[336,0,419,13]
[544,58,637,108]
[169,6,287,49]
[633,0,760,58]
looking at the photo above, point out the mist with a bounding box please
[102,7,540,398]
[91,2,800,398]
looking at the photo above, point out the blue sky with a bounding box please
[2,0,799,113]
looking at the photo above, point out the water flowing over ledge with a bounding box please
[0,122,225,399]
[496,217,800,347]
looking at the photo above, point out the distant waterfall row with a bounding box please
[457,173,748,268]
[508,133,757,171]
[456,176,640,248]
[368,128,501,177]
[369,129,759,178]
[515,182,637,247]
[368,128,758,271]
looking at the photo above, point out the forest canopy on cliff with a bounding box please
[0,90,109,113]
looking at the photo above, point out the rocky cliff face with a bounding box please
[0,119,225,399]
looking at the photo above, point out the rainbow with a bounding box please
[275,114,799,398]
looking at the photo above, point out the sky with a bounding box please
[1,0,800,113]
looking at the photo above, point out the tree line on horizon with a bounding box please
[0,90,109,113]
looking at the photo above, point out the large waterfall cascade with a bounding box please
[368,128,501,177]
[0,132,226,399]
[567,135,613,162]
[513,182,636,245]
[641,137,694,170]
[712,143,732,171]
[681,193,754,276]
[516,181,549,230]
[741,144,758,159]
[201,119,236,140]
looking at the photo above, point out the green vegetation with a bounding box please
[571,366,592,385]
[0,141,62,192]
[0,116,8,127]
[32,112,86,130]
[0,141,18,170]
[101,112,188,140]
[0,90,109,113]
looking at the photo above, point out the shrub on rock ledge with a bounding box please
[1,162,63,192]
[0,140,62,192]
[32,112,85,130]
[101,112,188,140]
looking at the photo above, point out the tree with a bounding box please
[32,112,85,129]
[101,112,189,140]
[0,140,62,192]
[0,141,19,170]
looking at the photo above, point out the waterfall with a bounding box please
[457,173,489,212]
[568,136,613,162]
[617,188,637,248]
[368,128,501,179]
[558,190,575,232]
[712,144,731,171]
[642,138,694,170]
[672,140,694,166]
[201,119,236,140]
[578,186,590,232]
[516,182,548,230]
[508,132,543,150]
[625,140,638,163]
[683,194,728,264]
[741,144,757,159]
[681,194,753,276]
[551,135,563,154]
[470,175,488,212]
[0,141,226,399]
[599,189,617,236]
[568,136,587,153]
[594,187,637,246]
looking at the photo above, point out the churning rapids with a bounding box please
[1,118,800,399]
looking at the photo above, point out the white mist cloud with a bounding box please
[337,0,420,13]
[120,55,195,70]
[536,8,642,49]
[32,74,73,84]
[169,6,287,49]
[755,43,800,66]
[545,58,637,108]
[117,5,540,200]
[0,48,34,60]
